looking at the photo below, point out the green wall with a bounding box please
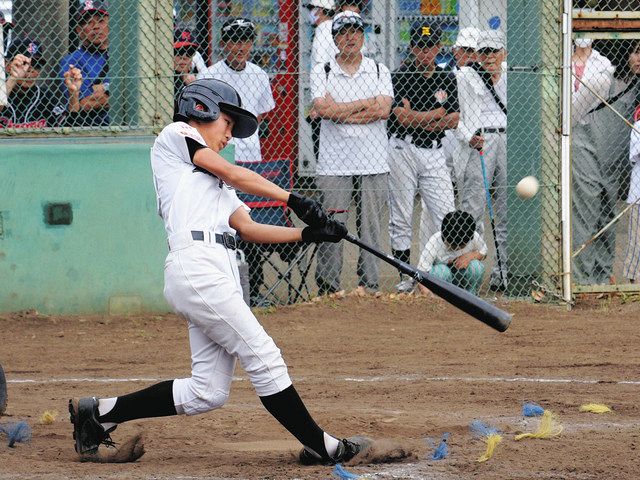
[0,137,169,314]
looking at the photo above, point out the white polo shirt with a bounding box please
[151,122,247,237]
[418,231,488,272]
[197,61,275,162]
[310,56,393,176]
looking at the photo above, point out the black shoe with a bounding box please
[298,435,372,465]
[69,397,116,455]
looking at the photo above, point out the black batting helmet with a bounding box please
[174,78,258,138]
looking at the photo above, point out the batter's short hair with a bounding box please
[441,210,476,249]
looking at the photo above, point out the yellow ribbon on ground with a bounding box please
[477,433,503,462]
[579,403,612,414]
[39,410,58,425]
[515,410,563,440]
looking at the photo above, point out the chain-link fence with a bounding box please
[2,0,639,307]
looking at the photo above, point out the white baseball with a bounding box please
[516,176,539,199]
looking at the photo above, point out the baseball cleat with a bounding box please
[69,397,116,455]
[298,435,373,465]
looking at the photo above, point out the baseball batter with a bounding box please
[68,78,370,465]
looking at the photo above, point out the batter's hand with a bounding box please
[301,219,347,243]
[287,192,328,227]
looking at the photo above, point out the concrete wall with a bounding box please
[0,137,169,314]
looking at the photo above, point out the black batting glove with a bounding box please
[287,192,328,227]
[301,219,348,243]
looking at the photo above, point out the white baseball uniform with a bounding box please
[151,121,291,415]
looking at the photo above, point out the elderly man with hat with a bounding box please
[387,21,459,293]
[310,10,393,295]
[455,29,508,292]
[1,36,82,128]
[59,0,110,126]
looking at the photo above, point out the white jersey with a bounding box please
[197,61,275,162]
[418,231,488,272]
[151,122,247,237]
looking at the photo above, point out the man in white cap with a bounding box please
[454,29,508,292]
[452,27,480,70]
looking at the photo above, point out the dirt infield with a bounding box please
[0,295,639,479]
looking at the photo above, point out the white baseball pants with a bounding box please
[388,137,455,252]
[163,239,291,415]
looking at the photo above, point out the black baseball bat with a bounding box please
[345,233,512,332]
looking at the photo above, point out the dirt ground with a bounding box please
[1,294,639,479]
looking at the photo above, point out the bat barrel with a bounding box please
[344,234,512,332]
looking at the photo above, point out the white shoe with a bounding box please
[395,278,416,293]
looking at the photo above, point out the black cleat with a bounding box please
[298,435,372,465]
[69,397,116,455]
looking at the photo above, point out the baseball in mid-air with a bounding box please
[516,176,539,199]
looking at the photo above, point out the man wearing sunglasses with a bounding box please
[0,37,82,129]
[454,29,508,292]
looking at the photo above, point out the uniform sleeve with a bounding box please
[391,70,407,108]
[162,123,209,164]
[443,71,460,114]
[378,63,394,98]
[230,190,251,215]
[310,62,327,101]
[417,234,439,272]
[454,68,480,144]
[256,69,276,116]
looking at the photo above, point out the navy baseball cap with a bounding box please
[77,0,109,23]
[174,28,198,52]
[6,37,44,60]
[410,22,442,48]
[331,11,365,37]
[220,18,256,43]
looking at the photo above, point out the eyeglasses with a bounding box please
[478,48,502,55]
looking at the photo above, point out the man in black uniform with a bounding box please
[387,21,459,292]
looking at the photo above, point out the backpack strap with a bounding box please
[470,62,507,116]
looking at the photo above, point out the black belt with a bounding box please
[476,128,506,135]
[191,230,237,250]
[394,134,442,149]
[413,139,442,149]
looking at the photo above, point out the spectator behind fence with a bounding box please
[571,38,618,285]
[310,11,393,295]
[306,0,336,66]
[198,18,277,306]
[454,29,508,292]
[335,0,381,62]
[441,27,479,183]
[173,28,199,100]
[59,0,110,127]
[0,37,83,128]
[387,21,458,293]
[624,96,640,283]
[417,210,487,295]
[574,40,640,285]
[198,18,274,163]
[306,0,335,162]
